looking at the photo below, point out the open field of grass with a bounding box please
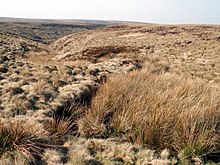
[0,19,220,164]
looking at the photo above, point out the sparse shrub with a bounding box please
[0,121,48,164]
[78,70,220,162]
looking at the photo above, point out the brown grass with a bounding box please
[78,70,220,162]
[0,121,49,164]
[25,52,90,67]
[43,103,85,143]
[51,24,220,85]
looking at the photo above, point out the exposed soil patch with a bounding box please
[80,45,139,62]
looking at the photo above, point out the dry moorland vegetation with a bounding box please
[51,24,220,84]
[0,20,106,44]
[78,70,220,163]
[0,19,220,164]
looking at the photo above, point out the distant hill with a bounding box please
[0,17,109,44]
[0,17,148,44]
[0,17,148,25]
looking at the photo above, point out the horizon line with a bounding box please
[0,16,220,25]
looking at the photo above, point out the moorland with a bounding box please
[0,17,220,165]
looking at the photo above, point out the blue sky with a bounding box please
[0,0,219,24]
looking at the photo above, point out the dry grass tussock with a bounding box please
[78,70,220,162]
[0,121,49,164]
[43,103,85,142]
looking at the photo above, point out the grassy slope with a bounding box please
[0,22,220,164]
[51,24,220,85]
[78,70,220,164]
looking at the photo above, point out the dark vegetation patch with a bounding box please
[0,22,106,44]
[81,45,139,61]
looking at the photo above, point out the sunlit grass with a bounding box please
[78,70,220,162]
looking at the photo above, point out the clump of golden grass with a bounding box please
[43,102,85,142]
[78,70,220,162]
[0,121,48,164]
